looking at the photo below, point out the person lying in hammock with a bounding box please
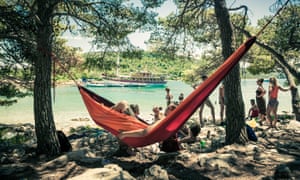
[117,103,177,139]
[111,100,129,114]
[118,103,182,152]
[112,100,146,156]
[112,100,149,124]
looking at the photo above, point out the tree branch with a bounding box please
[233,24,300,80]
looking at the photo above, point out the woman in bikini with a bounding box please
[266,77,292,129]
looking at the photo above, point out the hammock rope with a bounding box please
[51,54,79,87]
[255,0,290,37]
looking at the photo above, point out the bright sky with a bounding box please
[65,0,277,52]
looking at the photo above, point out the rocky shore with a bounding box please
[0,117,299,180]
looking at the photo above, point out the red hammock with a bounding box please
[79,36,256,147]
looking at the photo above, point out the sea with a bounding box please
[0,79,294,130]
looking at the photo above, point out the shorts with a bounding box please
[256,97,266,115]
[268,98,278,108]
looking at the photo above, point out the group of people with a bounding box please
[192,75,224,127]
[178,74,292,130]
[194,75,292,130]
[112,75,292,156]
[248,77,292,129]
[165,87,185,106]
[113,93,201,155]
[115,75,225,154]
[165,75,225,128]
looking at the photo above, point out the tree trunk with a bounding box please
[34,0,60,156]
[291,87,300,121]
[283,68,300,121]
[214,0,247,144]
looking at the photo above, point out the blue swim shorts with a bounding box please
[268,98,279,108]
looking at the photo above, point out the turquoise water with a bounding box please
[0,79,293,129]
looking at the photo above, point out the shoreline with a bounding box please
[1,111,296,133]
[1,79,296,132]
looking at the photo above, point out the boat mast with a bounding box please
[116,51,120,77]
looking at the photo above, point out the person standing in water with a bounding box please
[165,87,173,106]
[178,93,184,104]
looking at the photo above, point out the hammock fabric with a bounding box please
[79,36,256,148]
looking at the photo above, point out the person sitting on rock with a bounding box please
[248,99,259,119]
[178,123,201,144]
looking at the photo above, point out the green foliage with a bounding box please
[0,82,31,106]
[245,44,278,75]
[247,54,276,75]
[147,2,251,84]
[0,0,162,102]
[247,4,300,75]
[267,5,300,52]
[0,83,24,98]
[81,51,194,80]
[121,49,143,59]
[0,127,31,145]
[69,125,104,138]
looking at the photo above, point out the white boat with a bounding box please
[103,71,167,87]
[85,53,167,87]
[85,80,149,87]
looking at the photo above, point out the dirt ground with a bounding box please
[0,119,299,179]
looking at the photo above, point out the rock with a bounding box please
[177,151,191,161]
[89,137,96,144]
[220,168,231,177]
[39,155,69,170]
[67,148,102,165]
[285,120,300,130]
[253,151,264,161]
[274,164,292,180]
[144,165,169,180]
[156,152,179,164]
[198,157,206,167]
[214,153,236,160]
[1,131,17,139]
[69,164,135,180]
[205,158,231,170]
[0,153,15,164]
[244,144,258,156]
[0,163,36,179]
[12,147,26,158]
[1,120,300,179]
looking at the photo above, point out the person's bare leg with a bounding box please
[199,104,205,127]
[207,100,216,124]
[211,106,216,124]
[259,113,265,125]
[220,105,224,122]
[261,114,265,122]
[266,106,272,128]
[272,106,279,128]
